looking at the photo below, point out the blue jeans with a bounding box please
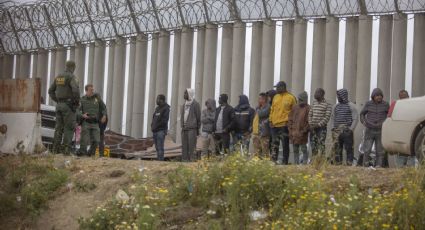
[153,130,166,161]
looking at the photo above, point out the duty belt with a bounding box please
[57,98,71,103]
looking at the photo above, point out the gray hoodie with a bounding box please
[201,99,216,133]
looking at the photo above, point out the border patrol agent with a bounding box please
[48,60,80,154]
[78,84,107,156]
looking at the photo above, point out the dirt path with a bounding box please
[34,156,181,230]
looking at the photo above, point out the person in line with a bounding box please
[266,90,276,154]
[269,81,297,165]
[251,93,271,159]
[151,94,170,161]
[233,95,255,152]
[48,60,80,154]
[214,94,235,154]
[330,89,358,165]
[181,89,201,161]
[200,99,216,157]
[308,88,332,157]
[396,90,415,166]
[399,89,409,100]
[78,84,107,156]
[360,88,389,167]
[288,91,310,164]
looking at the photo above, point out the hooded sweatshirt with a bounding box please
[184,88,195,122]
[181,88,201,131]
[151,102,170,133]
[331,89,359,130]
[288,91,310,144]
[360,88,389,129]
[201,99,216,133]
[234,95,255,133]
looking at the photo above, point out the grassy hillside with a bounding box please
[0,154,424,229]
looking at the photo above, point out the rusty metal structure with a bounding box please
[0,78,41,112]
[1,0,425,54]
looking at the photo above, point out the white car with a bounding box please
[382,96,425,161]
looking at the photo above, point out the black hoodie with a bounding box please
[151,103,170,133]
[234,95,255,133]
[360,88,389,129]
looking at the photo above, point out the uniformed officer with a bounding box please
[78,84,107,156]
[48,60,80,154]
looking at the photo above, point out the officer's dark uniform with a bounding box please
[48,61,80,154]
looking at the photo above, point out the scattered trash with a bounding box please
[66,182,74,191]
[138,165,145,173]
[206,210,216,215]
[330,195,337,204]
[16,196,22,202]
[249,210,267,221]
[64,160,71,168]
[368,166,377,171]
[210,198,225,206]
[115,189,130,202]
[79,170,84,174]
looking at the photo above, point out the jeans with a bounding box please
[363,128,384,167]
[271,126,290,164]
[332,127,354,165]
[310,127,327,156]
[234,132,251,153]
[293,144,308,164]
[214,132,231,154]
[153,130,166,161]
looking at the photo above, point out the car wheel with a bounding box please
[414,126,425,162]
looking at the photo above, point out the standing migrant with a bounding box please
[151,94,170,161]
[308,88,332,157]
[214,94,235,154]
[330,89,358,165]
[233,95,255,152]
[288,91,310,164]
[200,99,217,157]
[269,81,297,165]
[181,89,201,161]
[252,93,271,159]
[360,88,389,167]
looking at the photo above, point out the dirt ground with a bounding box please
[34,155,182,230]
[1,154,408,230]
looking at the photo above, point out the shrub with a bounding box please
[81,154,425,229]
[0,155,69,223]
